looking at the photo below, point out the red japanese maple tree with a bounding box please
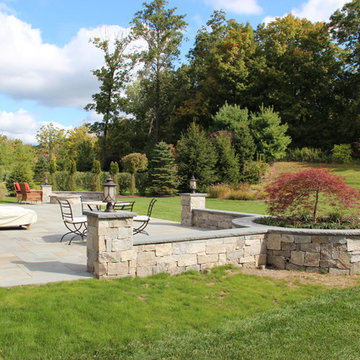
[265,168,360,221]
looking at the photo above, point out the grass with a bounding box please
[120,286,360,360]
[0,267,335,360]
[117,196,267,222]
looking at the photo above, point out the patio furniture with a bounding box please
[0,205,37,229]
[133,198,157,235]
[114,201,135,211]
[19,183,43,203]
[13,182,22,201]
[58,199,87,244]
[81,200,107,212]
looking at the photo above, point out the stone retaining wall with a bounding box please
[85,193,360,279]
[132,233,266,278]
[85,210,267,279]
[192,209,248,230]
[266,232,360,275]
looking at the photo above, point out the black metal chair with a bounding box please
[114,201,135,211]
[133,199,157,235]
[58,199,87,244]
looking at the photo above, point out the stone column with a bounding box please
[85,210,136,279]
[41,184,52,203]
[180,193,207,226]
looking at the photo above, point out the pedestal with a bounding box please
[179,193,207,226]
[85,210,136,279]
[41,185,52,203]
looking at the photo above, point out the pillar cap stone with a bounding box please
[178,193,208,197]
[83,211,136,219]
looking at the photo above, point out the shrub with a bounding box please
[6,164,34,195]
[265,168,360,221]
[208,184,232,198]
[286,147,328,163]
[0,182,7,198]
[208,183,267,200]
[91,160,102,191]
[67,160,77,191]
[331,144,352,163]
[241,161,269,184]
[135,172,149,196]
[122,153,148,195]
[118,172,131,195]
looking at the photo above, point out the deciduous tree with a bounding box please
[265,168,360,221]
[130,0,187,142]
[85,35,131,165]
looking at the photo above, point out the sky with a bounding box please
[0,0,350,145]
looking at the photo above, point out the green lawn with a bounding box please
[118,196,267,222]
[0,267,344,360]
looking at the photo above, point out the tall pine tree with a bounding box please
[148,142,179,195]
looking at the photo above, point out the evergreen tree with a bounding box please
[109,161,119,191]
[233,124,256,173]
[33,155,49,184]
[91,160,102,191]
[67,160,77,191]
[148,142,179,195]
[212,102,249,132]
[212,103,255,172]
[76,141,95,172]
[250,106,291,161]
[176,123,217,192]
[49,157,57,190]
[212,133,239,184]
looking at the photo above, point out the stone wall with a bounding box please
[85,195,360,279]
[266,232,360,275]
[85,208,267,279]
[132,233,266,277]
[192,209,249,230]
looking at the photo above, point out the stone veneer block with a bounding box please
[347,239,360,252]
[291,251,305,266]
[266,234,282,250]
[304,252,320,267]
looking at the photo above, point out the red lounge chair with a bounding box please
[13,182,22,201]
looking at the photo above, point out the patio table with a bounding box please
[82,200,134,211]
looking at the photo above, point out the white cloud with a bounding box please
[0,109,73,144]
[205,0,262,15]
[0,11,136,108]
[291,0,348,22]
[262,0,348,26]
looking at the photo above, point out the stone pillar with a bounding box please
[85,210,136,279]
[41,184,52,203]
[180,193,207,226]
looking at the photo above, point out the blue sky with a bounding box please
[0,0,349,144]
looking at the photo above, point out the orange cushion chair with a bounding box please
[19,183,43,203]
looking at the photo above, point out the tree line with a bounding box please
[86,0,360,166]
[2,0,360,195]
